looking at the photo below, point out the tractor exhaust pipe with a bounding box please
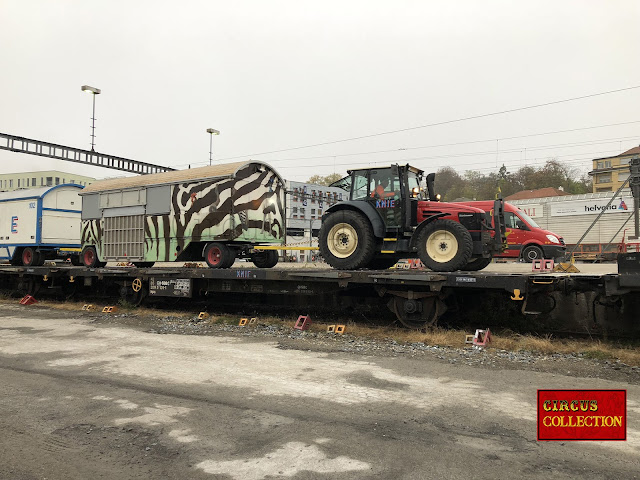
[426,173,437,201]
[492,195,507,253]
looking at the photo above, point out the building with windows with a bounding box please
[283,181,346,261]
[509,188,635,257]
[286,181,346,234]
[0,171,95,192]
[589,146,640,193]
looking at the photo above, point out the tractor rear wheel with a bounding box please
[319,210,376,270]
[416,219,473,272]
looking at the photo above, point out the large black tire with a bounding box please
[204,243,234,269]
[416,219,473,272]
[319,210,376,270]
[367,256,400,270]
[251,250,278,268]
[463,256,492,271]
[521,245,544,263]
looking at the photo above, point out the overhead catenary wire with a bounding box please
[173,122,640,169]
[198,85,640,164]
[252,135,640,165]
[269,141,639,173]
[281,148,630,181]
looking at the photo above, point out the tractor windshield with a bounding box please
[407,172,424,199]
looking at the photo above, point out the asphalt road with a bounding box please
[0,305,638,480]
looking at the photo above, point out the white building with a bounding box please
[285,180,346,233]
[283,180,347,261]
[510,190,636,252]
[0,170,95,192]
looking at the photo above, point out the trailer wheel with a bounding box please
[221,249,237,268]
[204,243,233,269]
[21,247,41,267]
[521,245,543,263]
[463,256,492,271]
[251,250,278,268]
[82,246,105,268]
[319,210,376,270]
[417,220,473,272]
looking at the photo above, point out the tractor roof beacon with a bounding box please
[318,164,506,272]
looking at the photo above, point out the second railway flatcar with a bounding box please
[80,161,285,268]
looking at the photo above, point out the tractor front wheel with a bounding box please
[416,220,473,272]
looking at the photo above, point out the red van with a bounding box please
[455,201,566,262]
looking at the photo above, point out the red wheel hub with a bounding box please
[84,249,95,265]
[208,247,222,266]
[22,250,33,265]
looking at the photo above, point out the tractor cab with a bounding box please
[332,164,425,233]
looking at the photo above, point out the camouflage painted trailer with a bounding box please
[80,161,285,268]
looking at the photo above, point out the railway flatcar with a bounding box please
[80,161,285,268]
[0,184,83,266]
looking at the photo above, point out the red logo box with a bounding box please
[537,389,626,441]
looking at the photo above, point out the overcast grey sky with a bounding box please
[1,1,639,182]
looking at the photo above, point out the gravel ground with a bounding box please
[88,309,640,385]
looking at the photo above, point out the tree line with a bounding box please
[435,160,592,200]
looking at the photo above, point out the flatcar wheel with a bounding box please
[205,243,232,269]
[389,296,441,329]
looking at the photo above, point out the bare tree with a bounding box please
[307,173,344,186]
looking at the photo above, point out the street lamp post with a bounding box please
[206,128,220,166]
[81,85,101,151]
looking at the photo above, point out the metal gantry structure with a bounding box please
[0,132,175,175]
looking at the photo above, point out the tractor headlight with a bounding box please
[546,234,560,244]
